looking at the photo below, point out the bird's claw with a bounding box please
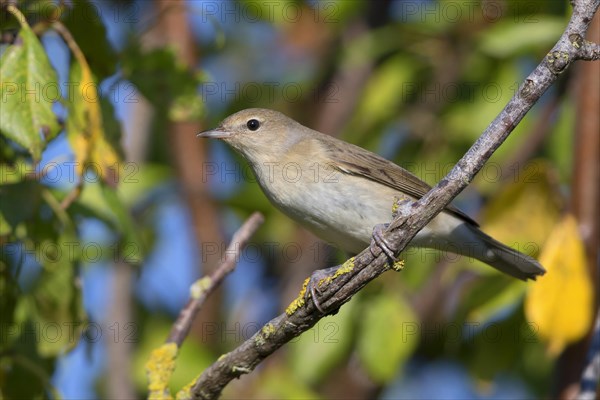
[305,266,339,314]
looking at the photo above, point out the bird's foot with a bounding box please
[304,257,357,314]
[305,265,340,314]
[370,223,397,261]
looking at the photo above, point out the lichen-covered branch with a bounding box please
[145,212,264,399]
[188,1,600,398]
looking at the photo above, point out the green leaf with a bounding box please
[0,180,42,231]
[121,45,204,122]
[0,6,60,161]
[0,258,20,344]
[63,0,117,80]
[75,180,119,227]
[74,163,168,238]
[11,231,86,357]
[0,210,10,235]
[116,163,171,207]
[253,366,321,400]
[351,54,417,135]
[101,184,145,264]
[75,180,146,264]
[357,292,418,383]
[100,97,125,160]
[288,298,356,384]
[70,182,141,266]
[0,317,58,400]
[0,158,34,185]
[478,17,564,58]
[462,307,546,382]
[444,62,525,147]
[547,97,574,182]
[455,273,521,323]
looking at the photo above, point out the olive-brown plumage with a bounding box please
[199,108,545,281]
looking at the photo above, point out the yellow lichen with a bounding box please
[285,278,309,315]
[318,258,356,288]
[175,389,191,400]
[332,257,355,278]
[391,197,400,214]
[175,374,201,400]
[392,196,410,217]
[190,277,212,299]
[261,323,275,338]
[390,259,405,272]
[145,342,178,400]
[286,258,356,315]
[255,323,276,347]
[232,365,251,374]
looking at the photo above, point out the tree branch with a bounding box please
[188,1,600,398]
[145,212,264,400]
[576,309,600,400]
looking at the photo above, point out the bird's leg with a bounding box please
[370,195,406,261]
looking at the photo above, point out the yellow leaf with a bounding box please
[66,58,121,185]
[90,135,120,187]
[481,160,562,257]
[68,134,89,178]
[525,214,593,356]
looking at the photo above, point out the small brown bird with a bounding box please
[198,108,545,281]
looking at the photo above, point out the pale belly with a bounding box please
[257,167,465,255]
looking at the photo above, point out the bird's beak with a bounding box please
[197,127,231,139]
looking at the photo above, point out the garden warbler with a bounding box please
[198,108,545,281]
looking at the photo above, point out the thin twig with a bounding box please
[50,21,88,71]
[189,1,600,398]
[576,310,600,400]
[59,185,82,210]
[167,212,264,346]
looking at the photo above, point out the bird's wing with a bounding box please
[324,138,478,226]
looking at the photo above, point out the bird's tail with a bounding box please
[464,225,546,281]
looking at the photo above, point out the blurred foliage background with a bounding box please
[0,0,598,399]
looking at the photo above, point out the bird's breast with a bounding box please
[251,159,398,253]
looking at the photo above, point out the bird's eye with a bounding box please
[246,119,260,131]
